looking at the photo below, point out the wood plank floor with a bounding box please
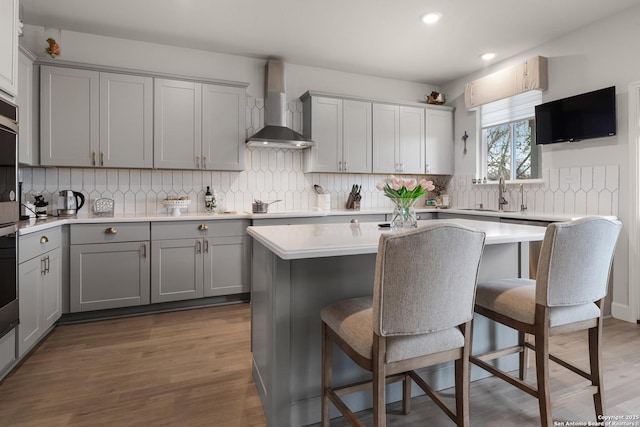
[0,303,638,426]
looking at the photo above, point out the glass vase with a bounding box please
[389,197,419,229]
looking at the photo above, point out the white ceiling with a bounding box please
[20,0,640,85]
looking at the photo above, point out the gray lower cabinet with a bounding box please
[151,238,204,303]
[151,220,250,303]
[18,228,63,357]
[69,223,150,312]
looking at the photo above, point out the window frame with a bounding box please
[477,91,543,182]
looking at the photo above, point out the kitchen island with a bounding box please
[247,218,547,427]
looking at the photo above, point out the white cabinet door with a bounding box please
[151,239,204,303]
[398,106,425,174]
[154,79,202,169]
[17,50,37,165]
[342,100,372,173]
[425,109,454,175]
[41,247,62,330]
[17,256,43,357]
[100,73,153,168]
[0,0,18,98]
[202,84,245,171]
[372,103,399,174]
[304,96,343,173]
[40,66,100,167]
[203,236,249,297]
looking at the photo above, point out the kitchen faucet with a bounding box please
[498,173,508,211]
[520,183,527,212]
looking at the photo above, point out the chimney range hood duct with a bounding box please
[246,60,314,149]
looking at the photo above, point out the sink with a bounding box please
[458,208,521,213]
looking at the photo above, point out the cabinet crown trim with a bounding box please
[301,90,454,112]
[34,59,249,89]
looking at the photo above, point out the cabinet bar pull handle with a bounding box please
[40,236,49,244]
[105,227,117,234]
[203,155,207,169]
[101,152,104,166]
[343,161,348,171]
[45,256,50,274]
[198,224,208,231]
[41,257,46,275]
[204,239,209,253]
[196,240,202,253]
[338,161,342,171]
[196,155,201,169]
[141,243,147,258]
[92,151,96,166]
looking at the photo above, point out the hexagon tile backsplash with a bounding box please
[18,97,619,217]
[449,165,619,217]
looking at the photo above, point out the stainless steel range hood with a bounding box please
[246,60,314,149]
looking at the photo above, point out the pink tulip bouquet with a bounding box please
[376,175,435,200]
[376,176,435,228]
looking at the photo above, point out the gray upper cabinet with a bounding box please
[202,84,245,171]
[41,66,153,168]
[17,47,38,165]
[373,104,426,175]
[302,94,372,173]
[155,78,246,171]
[100,73,153,168]
[0,0,18,98]
[342,100,372,173]
[154,78,202,169]
[424,108,454,175]
[398,105,426,174]
[40,66,100,167]
[372,103,399,174]
[303,96,342,172]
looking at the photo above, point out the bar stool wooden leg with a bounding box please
[373,334,387,427]
[455,321,471,427]
[589,320,605,418]
[321,322,332,427]
[535,305,553,427]
[519,331,530,381]
[402,373,411,415]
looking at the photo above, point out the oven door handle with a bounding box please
[0,224,17,237]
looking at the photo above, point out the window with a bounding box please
[479,91,542,180]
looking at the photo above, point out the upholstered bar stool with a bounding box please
[471,217,622,427]
[321,223,486,427]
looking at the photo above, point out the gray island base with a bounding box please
[248,219,546,426]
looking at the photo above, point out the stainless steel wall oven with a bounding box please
[0,97,19,338]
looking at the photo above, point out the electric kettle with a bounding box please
[58,190,85,216]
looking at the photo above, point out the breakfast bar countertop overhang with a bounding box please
[248,218,547,427]
[246,218,547,260]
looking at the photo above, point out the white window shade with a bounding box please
[481,90,542,128]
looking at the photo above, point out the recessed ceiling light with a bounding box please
[481,53,496,61]
[420,12,442,25]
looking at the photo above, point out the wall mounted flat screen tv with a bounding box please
[535,86,616,145]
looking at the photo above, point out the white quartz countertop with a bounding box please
[18,206,605,236]
[17,211,251,235]
[246,218,547,260]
